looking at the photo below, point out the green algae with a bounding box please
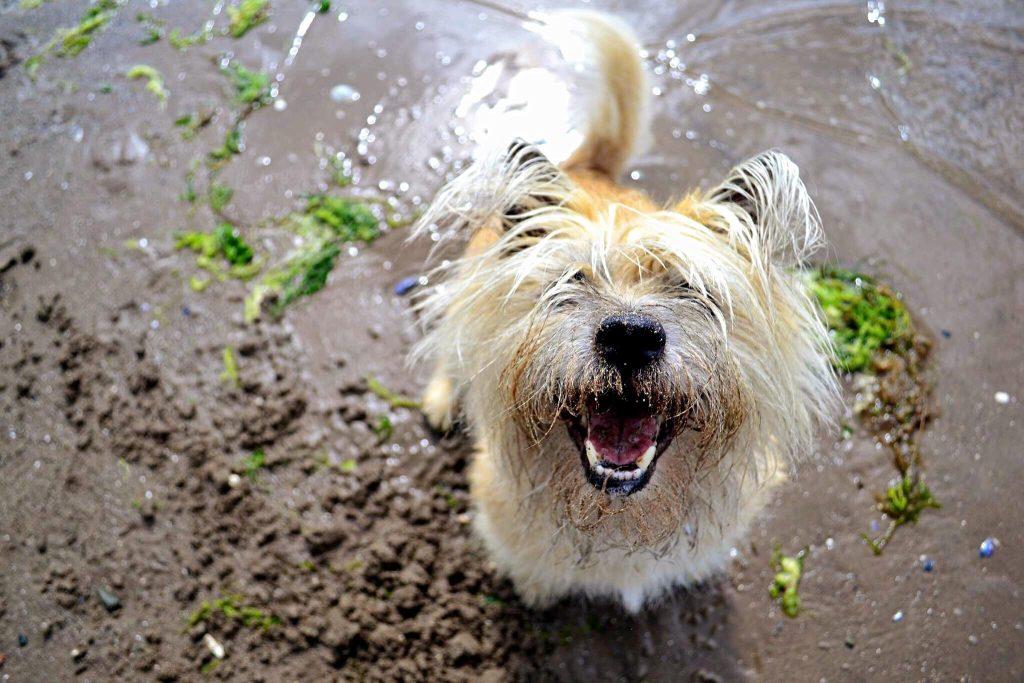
[862,475,940,555]
[208,183,234,212]
[366,375,420,410]
[804,267,913,373]
[223,62,272,106]
[186,594,279,632]
[125,64,168,105]
[769,546,806,618]
[24,0,120,77]
[243,195,381,321]
[227,0,270,38]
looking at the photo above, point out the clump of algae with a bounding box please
[244,195,381,321]
[24,0,121,76]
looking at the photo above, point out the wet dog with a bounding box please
[413,10,838,612]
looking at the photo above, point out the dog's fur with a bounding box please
[412,10,838,612]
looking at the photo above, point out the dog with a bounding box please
[412,10,838,612]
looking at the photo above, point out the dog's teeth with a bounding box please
[637,445,656,471]
[585,440,600,467]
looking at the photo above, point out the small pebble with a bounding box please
[994,391,1010,404]
[71,647,85,661]
[181,306,192,317]
[394,275,419,296]
[18,633,27,647]
[227,473,242,488]
[96,588,121,612]
[203,633,225,659]
[940,329,951,338]
[892,610,904,623]
[979,537,998,558]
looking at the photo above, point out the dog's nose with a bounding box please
[595,313,666,370]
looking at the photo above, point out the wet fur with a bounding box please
[413,10,838,612]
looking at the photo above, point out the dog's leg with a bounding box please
[421,361,456,432]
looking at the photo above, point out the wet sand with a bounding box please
[1,0,1022,680]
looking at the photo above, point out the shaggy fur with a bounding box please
[412,10,838,612]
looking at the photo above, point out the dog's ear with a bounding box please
[707,150,821,265]
[500,139,569,233]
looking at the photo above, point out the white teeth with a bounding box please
[585,442,657,482]
[637,445,656,471]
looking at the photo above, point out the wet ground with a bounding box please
[1,0,1022,680]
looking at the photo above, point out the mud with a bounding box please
[1,1,1023,681]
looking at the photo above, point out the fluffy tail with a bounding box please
[530,10,649,178]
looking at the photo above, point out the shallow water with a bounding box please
[1,0,1022,679]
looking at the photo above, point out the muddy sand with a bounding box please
[1,0,1022,681]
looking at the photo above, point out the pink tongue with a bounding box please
[587,408,658,466]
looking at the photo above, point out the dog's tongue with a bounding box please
[587,406,658,465]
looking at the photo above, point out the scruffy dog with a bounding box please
[413,10,838,612]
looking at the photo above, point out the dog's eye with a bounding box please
[571,269,586,283]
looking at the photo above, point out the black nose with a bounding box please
[595,313,666,370]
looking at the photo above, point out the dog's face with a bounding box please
[417,144,837,548]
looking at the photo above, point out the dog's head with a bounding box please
[415,142,837,547]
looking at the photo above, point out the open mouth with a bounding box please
[563,395,678,496]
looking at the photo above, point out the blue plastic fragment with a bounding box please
[181,306,192,317]
[394,275,420,296]
[978,538,996,558]
[922,558,934,572]
[18,632,27,647]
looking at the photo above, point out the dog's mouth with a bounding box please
[563,395,678,496]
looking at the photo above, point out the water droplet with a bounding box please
[330,84,361,103]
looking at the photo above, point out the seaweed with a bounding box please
[804,267,913,373]
[24,0,120,76]
[805,265,939,554]
[223,62,271,106]
[366,376,420,410]
[769,546,806,618]
[208,183,234,212]
[167,26,213,50]
[186,595,280,632]
[243,195,381,320]
[242,449,265,481]
[126,64,168,105]
[208,124,243,163]
[220,346,239,386]
[135,11,165,45]
[862,475,940,555]
[174,110,214,140]
[373,415,394,440]
[177,223,254,266]
[227,0,270,38]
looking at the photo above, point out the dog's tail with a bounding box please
[531,10,650,178]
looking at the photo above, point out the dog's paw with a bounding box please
[421,373,455,432]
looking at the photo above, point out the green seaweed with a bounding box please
[339,458,356,473]
[803,267,913,373]
[769,546,806,618]
[862,475,940,555]
[136,11,165,44]
[208,183,234,212]
[227,0,270,38]
[182,169,198,203]
[366,375,420,410]
[208,124,243,163]
[25,0,120,76]
[223,62,272,105]
[220,346,239,386]
[126,64,168,105]
[167,26,214,50]
[177,223,254,266]
[373,415,393,440]
[186,594,280,632]
[243,195,380,320]
[242,449,265,481]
